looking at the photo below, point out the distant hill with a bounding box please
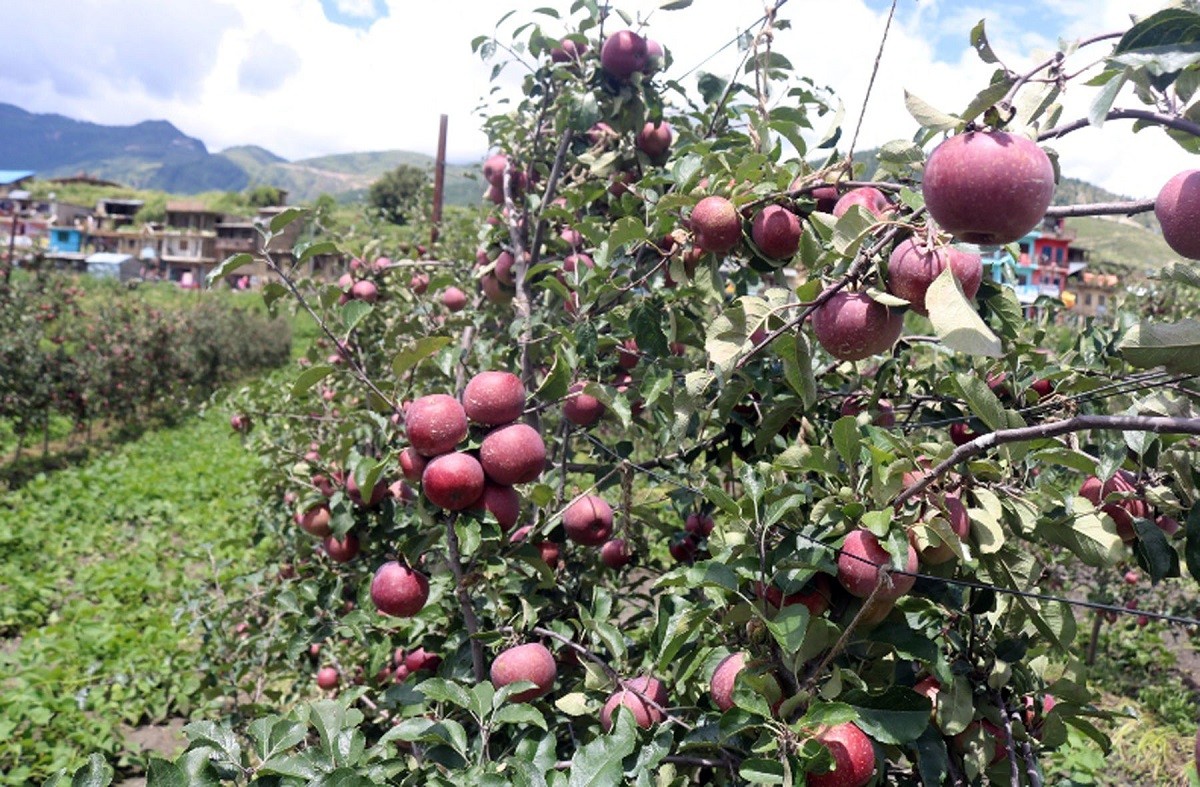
[0,102,478,205]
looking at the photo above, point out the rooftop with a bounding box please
[0,170,35,186]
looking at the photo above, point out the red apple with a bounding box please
[710,652,746,712]
[463,370,526,425]
[691,196,742,254]
[492,251,516,286]
[398,447,427,483]
[600,538,633,569]
[1079,471,1149,542]
[914,676,941,718]
[550,37,587,63]
[685,512,715,537]
[1030,378,1054,397]
[811,290,904,361]
[422,452,486,510]
[479,423,546,485]
[923,131,1055,245]
[316,666,340,690]
[601,676,668,730]
[230,414,251,432]
[750,205,802,260]
[490,643,556,702]
[406,394,469,457]
[410,273,429,294]
[563,495,614,546]
[600,30,649,81]
[563,382,605,426]
[837,529,917,600]
[483,153,509,188]
[617,338,639,370]
[917,494,970,565]
[370,562,429,618]
[299,504,332,537]
[1155,170,1200,260]
[832,187,891,219]
[346,474,388,509]
[350,280,378,303]
[669,532,699,563]
[1156,514,1181,536]
[636,121,673,159]
[322,533,360,563]
[474,482,521,531]
[442,286,468,312]
[886,238,982,315]
[950,422,976,446]
[809,722,876,787]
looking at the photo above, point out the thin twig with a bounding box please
[1043,199,1156,218]
[1039,108,1200,141]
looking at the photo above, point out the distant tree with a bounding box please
[367,164,427,225]
[246,185,286,208]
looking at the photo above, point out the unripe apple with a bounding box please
[463,370,526,425]
[350,279,379,303]
[299,504,332,537]
[490,643,557,702]
[600,538,633,569]
[474,482,521,531]
[886,239,982,315]
[837,529,917,600]
[685,512,715,537]
[563,382,605,426]
[406,394,469,457]
[750,205,802,260]
[563,495,614,546]
[710,652,746,712]
[811,290,904,361]
[832,187,891,219]
[808,722,876,787]
[636,121,673,159]
[923,130,1055,245]
[691,196,742,254]
[422,452,486,510]
[370,562,429,618]
[442,286,468,312]
[600,676,668,731]
[483,153,509,188]
[600,30,649,81]
[322,533,360,563]
[1155,170,1200,259]
[316,666,340,690]
[480,423,546,485]
[398,447,427,483]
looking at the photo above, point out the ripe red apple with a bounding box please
[710,652,746,712]
[616,338,639,370]
[563,382,605,426]
[230,414,251,432]
[914,676,941,718]
[490,643,557,702]
[832,187,891,219]
[560,226,583,248]
[406,394,469,457]
[398,447,427,483]
[483,153,509,188]
[669,532,699,563]
[410,273,429,294]
[563,495,614,546]
[322,533,360,563]
[474,482,521,531]
[811,184,840,213]
[405,647,441,674]
[441,286,468,312]
[350,280,379,303]
[1156,514,1181,536]
[808,722,876,787]
[1155,170,1200,260]
[840,395,896,427]
[463,370,526,425]
[600,30,649,81]
[299,504,332,537]
[422,452,486,510]
[1030,378,1054,398]
[1079,471,1149,542]
[811,290,904,361]
[316,666,340,690]
[636,121,673,160]
[837,529,917,600]
[685,512,715,537]
[886,238,982,315]
[346,474,388,509]
[600,538,633,569]
[750,205,802,260]
[923,131,1055,245]
[763,573,834,617]
[917,494,971,565]
[479,423,546,485]
[600,676,668,730]
[691,196,742,254]
[550,37,587,63]
[481,273,513,304]
[950,422,977,446]
[492,251,516,286]
[370,562,429,618]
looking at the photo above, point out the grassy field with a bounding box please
[0,411,270,783]
[1069,215,1185,273]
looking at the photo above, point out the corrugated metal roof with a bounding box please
[0,170,35,185]
[85,252,134,264]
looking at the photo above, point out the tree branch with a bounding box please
[1039,108,1200,142]
[1043,199,1155,218]
[892,415,1200,507]
[446,514,486,682]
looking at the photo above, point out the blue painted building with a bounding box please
[47,226,84,253]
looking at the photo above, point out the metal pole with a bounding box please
[5,209,17,283]
[431,114,448,245]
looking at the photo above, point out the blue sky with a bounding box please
[319,0,389,30]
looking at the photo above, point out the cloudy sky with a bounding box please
[0,0,1193,198]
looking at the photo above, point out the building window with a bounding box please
[180,239,188,251]
[1098,295,1106,306]
[1084,293,1092,306]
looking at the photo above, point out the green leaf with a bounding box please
[206,253,254,285]
[778,332,817,408]
[841,686,931,744]
[292,364,335,397]
[764,604,810,654]
[739,758,786,784]
[299,240,340,263]
[555,692,591,716]
[960,78,1015,125]
[70,755,114,787]
[493,704,548,730]
[914,725,950,786]
[954,373,1008,433]
[1132,518,1181,582]
[1119,319,1200,373]
[568,710,637,787]
[630,300,669,357]
[1185,505,1200,581]
[182,721,241,763]
[269,207,307,233]
[392,336,453,377]
[607,216,647,250]
[145,759,185,787]
[340,300,373,333]
[660,0,692,9]
[969,20,999,64]
[904,91,962,132]
[831,416,861,467]
[927,268,1002,357]
[418,678,475,710]
[1088,68,1130,128]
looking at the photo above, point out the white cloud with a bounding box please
[334,0,378,18]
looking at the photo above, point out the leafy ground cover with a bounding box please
[0,411,271,783]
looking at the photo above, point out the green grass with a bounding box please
[1069,215,1186,273]
[0,412,270,783]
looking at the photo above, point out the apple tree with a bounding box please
[99,2,1200,785]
